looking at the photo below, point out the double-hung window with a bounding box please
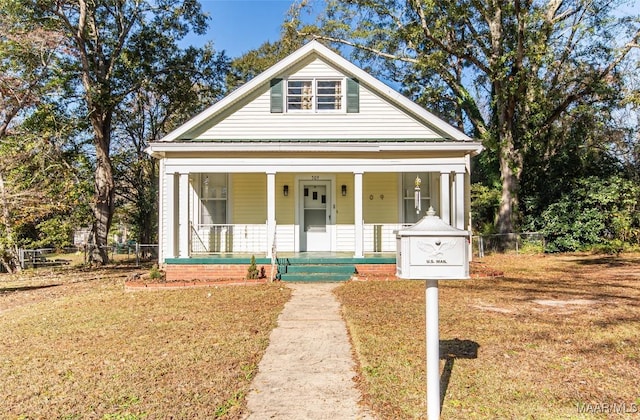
[286,79,343,112]
[200,173,227,225]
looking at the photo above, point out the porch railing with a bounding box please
[189,223,410,254]
[191,224,267,254]
[363,223,411,253]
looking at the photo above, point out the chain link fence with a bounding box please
[18,244,159,269]
[16,233,545,270]
[472,232,545,258]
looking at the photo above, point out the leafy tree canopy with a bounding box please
[293,0,640,235]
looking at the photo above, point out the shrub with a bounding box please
[471,183,501,235]
[518,240,545,254]
[149,264,162,280]
[539,176,640,252]
[590,240,625,255]
[246,255,259,280]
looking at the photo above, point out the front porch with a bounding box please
[160,168,470,282]
[161,169,470,259]
[164,252,397,282]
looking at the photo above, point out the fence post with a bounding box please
[136,243,140,267]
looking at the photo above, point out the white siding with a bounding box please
[195,58,440,141]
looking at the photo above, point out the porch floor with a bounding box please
[166,252,396,265]
[164,252,397,282]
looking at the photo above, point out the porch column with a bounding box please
[164,172,177,258]
[454,171,465,230]
[354,171,364,258]
[178,172,190,258]
[440,172,451,225]
[266,171,276,258]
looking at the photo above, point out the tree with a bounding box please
[112,45,230,245]
[0,4,66,271]
[610,61,640,184]
[20,0,210,263]
[295,0,640,234]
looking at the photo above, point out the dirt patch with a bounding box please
[0,266,126,314]
[532,298,599,307]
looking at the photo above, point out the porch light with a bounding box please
[341,184,347,196]
[283,185,289,196]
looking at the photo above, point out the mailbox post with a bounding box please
[396,207,470,420]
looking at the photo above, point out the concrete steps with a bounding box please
[278,260,355,282]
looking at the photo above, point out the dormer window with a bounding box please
[287,79,342,111]
[271,77,359,114]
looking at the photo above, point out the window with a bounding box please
[403,173,430,224]
[287,80,314,110]
[286,79,342,111]
[271,78,358,113]
[200,174,227,224]
[316,80,342,110]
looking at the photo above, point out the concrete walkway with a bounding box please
[243,283,374,419]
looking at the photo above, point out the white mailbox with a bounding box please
[396,207,470,280]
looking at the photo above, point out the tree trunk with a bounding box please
[0,170,20,272]
[495,97,522,236]
[497,148,517,235]
[90,124,115,264]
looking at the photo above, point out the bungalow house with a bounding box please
[146,40,482,281]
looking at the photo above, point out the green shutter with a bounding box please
[346,78,359,113]
[270,78,283,113]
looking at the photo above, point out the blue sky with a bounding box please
[186,0,300,58]
[187,0,639,59]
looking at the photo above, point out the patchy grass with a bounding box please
[0,267,290,419]
[336,253,640,419]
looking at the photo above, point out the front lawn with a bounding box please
[0,268,290,419]
[336,253,640,419]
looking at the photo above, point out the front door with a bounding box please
[299,180,332,251]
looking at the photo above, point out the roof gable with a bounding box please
[160,40,472,143]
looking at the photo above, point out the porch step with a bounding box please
[278,263,355,282]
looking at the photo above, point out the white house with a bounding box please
[146,40,482,281]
